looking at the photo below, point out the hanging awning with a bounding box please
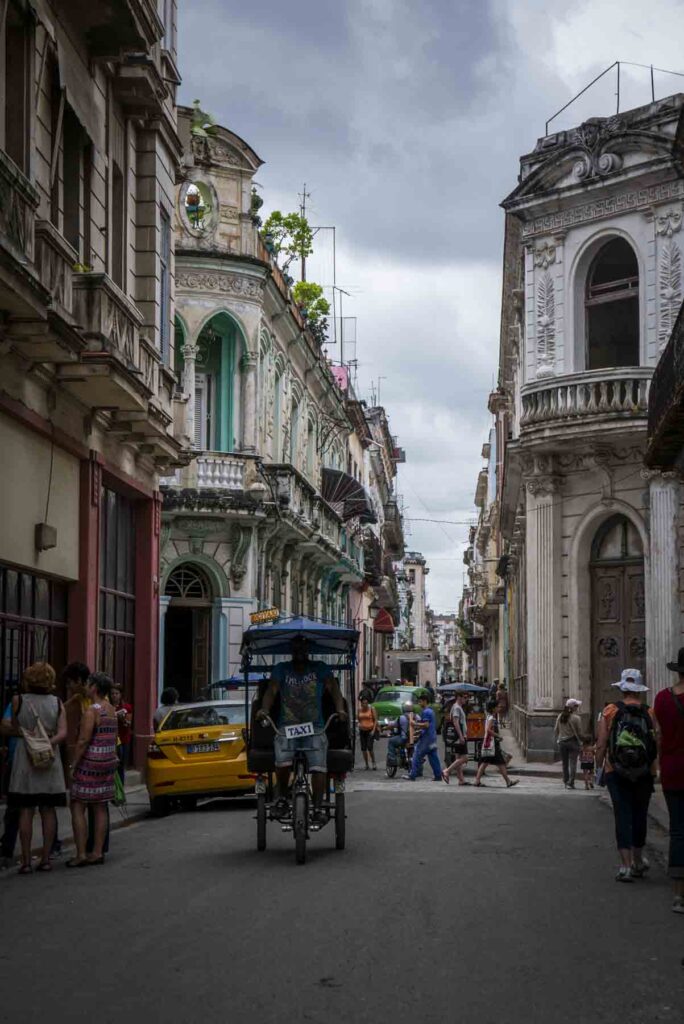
[321,467,376,523]
[373,608,395,634]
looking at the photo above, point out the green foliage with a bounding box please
[262,210,314,272]
[292,280,330,323]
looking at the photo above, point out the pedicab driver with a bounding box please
[258,637,347,823]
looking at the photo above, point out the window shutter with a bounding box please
[194,378,205,450]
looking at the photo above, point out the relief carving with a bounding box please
[655,206,682,237]
[533,242,556,269]
[571,116,623,180]
[598,637,619,658]
[536,272,556,378]
[658,239,682,352]
[176,271,263,300]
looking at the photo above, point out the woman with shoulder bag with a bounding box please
[475,702,518,788]
[6,662,67,874]
[554,698,583,789]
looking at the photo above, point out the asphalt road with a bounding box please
[1,776,682,1024]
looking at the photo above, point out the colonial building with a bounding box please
[0,0,187,763]
[159,108,370,698]
[490,94,684,759]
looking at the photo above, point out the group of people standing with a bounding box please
[554,654,684,914]
[0,660,131,873]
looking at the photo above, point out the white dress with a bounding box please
[8,694,66,807]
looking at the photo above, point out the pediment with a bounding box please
[504,96,684,210]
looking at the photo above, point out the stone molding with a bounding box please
[176,270,263,301]
[521,178,684,239]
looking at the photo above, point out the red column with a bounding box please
[68,452,101,670]
[132,493,161,766]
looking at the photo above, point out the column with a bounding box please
[68,452,101,668]
[646,472,680,692]
[181,340,198,443]
[240,350,258,452]
[158,596,170,699]
[133,495,161,766]
[212,598,232,682]
[525,475,563,711]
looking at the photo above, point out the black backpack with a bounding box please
[608,702,657,781]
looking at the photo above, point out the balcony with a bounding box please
[68,0,164,56]
[0,150,47,317]
[382,498,404,557]
[520,367,652,442]
[646,302,684,469]
[161,452,262,494]
[57,273,149,411]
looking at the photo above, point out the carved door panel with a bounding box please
[625,565,646,678]
[191,607,211,698]
[591,567,624,716]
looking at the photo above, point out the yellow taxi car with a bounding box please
[147,700,254,815]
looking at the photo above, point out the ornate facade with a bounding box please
[159,108,369,698]
[488,95,684,760]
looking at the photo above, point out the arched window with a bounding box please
[289,401,300,466]
[272,372,282,460]
[165,564,212,600]
[585,238,639,369]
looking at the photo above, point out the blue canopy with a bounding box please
[241,616,359,662]
[211,673,269,688]
[438,682,490,695]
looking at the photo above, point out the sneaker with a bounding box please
[401,774,415,781]
[272,797,290,819]
[311,810,327,828]
[616,867,633,883]
[630,858,651,878]
[672,896,684,914]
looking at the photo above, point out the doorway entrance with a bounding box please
[164,565,213,701]
[590,516,645,719]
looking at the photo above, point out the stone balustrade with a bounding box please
[521,368,652,429]
[73,272,144,368]
[195,453,245,490]
[35,220,75,318]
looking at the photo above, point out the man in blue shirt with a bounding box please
[404,691,444,782]
[259,637,347,823]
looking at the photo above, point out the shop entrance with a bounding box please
[163,565,213,701]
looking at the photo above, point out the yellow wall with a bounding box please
[0,413,79,580]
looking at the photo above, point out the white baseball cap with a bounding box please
[565,698,582,708]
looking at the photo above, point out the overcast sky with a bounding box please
[178,0,684,610]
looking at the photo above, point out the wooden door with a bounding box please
[591,563,645,718]
[191,607,211,697]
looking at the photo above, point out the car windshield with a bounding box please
[375,690,415,703]
[160,705,244,730]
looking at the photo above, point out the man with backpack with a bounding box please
[595,669,657,882]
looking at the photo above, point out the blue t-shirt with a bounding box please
[272,660,330,729]
[417,707,437,745]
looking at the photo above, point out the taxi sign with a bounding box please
[249,607,280,625]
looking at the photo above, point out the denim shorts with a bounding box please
[274,732,328,773]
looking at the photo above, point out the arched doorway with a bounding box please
[590,515,645,718]
[164,564,213,701]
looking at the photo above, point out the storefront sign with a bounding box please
[250,607,280,625]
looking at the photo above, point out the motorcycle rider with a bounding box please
[387,702,412,768]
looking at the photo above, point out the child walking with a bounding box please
[580,735,595,790]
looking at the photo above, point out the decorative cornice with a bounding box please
[522,178,684,239]
[176,270,263,301]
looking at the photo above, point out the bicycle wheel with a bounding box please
[293,791,307,864]
[386,764,397,778]
[256,793,267,851]
[334,793,346,850]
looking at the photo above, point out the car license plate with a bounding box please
[283,722,314,739]
[187,742,220,754]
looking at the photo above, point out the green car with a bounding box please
[371,686,443,736]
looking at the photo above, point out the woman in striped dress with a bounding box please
[67,673,119,867]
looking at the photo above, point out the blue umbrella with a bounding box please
[438,682,490,695]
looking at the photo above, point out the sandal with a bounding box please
[507,779,520,788]
[441,770,450,784]
[36,861,52,872]
[85,856,105,866]
[17,864,32,875]
[65,858,89,869]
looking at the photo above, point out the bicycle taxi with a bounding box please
[241,615,357,865]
